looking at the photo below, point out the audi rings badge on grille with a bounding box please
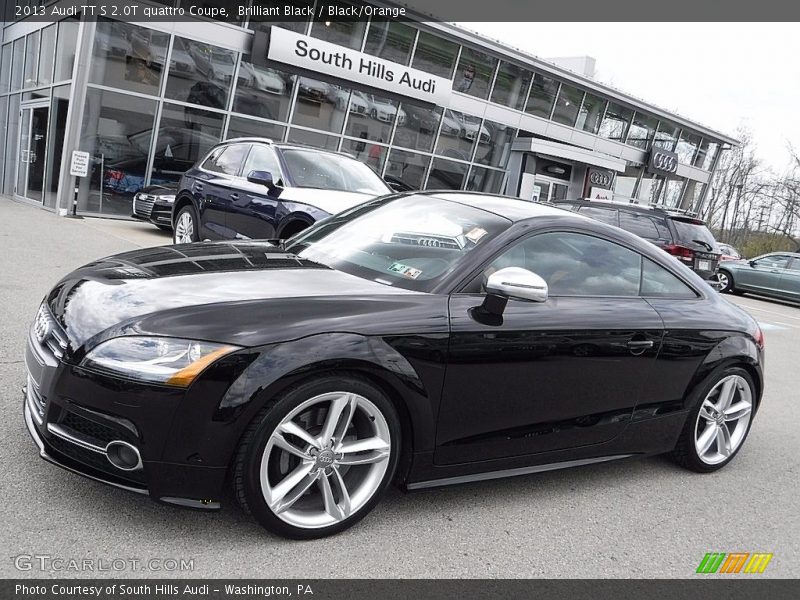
[34,306,52,344]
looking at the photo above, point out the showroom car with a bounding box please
[554,199,722,281]
[24,192,763,539]
[132,183,178,231]
[718,251,800,302]
[171,138,392,243]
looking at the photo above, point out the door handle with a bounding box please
[627,340,654,355]
[230,193,240,200]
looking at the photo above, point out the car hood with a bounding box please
[280,187,387,216]
[138,183,178,196]
[45,241,421,353]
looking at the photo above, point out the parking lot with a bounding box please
[1,198,798,578]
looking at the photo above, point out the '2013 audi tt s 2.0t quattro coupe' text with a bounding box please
[23,192,764,539]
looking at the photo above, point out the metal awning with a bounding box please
[512,138,628,172]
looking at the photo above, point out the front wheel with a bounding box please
[671,366,756,473]
[717,270,734,293]
[233,375,401,539]
[173,205,198,244]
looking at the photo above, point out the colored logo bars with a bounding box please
[696,552,774,574]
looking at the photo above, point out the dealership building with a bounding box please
[0,1,739,220]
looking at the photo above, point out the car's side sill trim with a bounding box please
[406,454,634,490]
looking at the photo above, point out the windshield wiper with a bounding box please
[693,239,713,252]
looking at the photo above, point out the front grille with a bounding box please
[133,194,156,218]
[48,436,147,485]
[32,304,68,360]
[27,374,46,422]
[60,411,120,445]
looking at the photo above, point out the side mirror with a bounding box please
[486,267,549,303]
[748,260,757,267]
[247,170,281,197]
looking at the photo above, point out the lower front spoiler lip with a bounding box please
[22,391,148,496]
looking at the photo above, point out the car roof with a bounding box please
[220,137,360,159]
[419,191,589,223]
[554,198,707,223]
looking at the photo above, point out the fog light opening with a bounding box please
[106,441,143,471]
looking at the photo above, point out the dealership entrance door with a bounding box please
[16,101,50,204]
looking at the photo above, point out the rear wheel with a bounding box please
[717,270,734,293]
[173,205,198,244]
[233,375,400,539]
[671,366,756,473]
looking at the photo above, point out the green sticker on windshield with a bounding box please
[388,262,422,280]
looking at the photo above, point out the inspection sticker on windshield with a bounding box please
[388,262,422,280]
[465,227,488,244]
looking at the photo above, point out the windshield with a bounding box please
[280,149,390,195]
[670,218,718,251]
[285,195,511,292]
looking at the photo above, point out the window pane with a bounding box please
[676,131,700,164]
[619,212,662,240]
[577,93,606,134]
[247,7,307,35]
[627,112,658,149]
[473,120,515,169]
[641,258,696,297]
[78,88,158,215]
[233,59,293,121]
[23,31,40,89]
[37,25,56,86]
[90,20,166,96]
[654,122,679,151]
[55,18,80,82]
[10,38,24,91]
[226,116,285,142]
[385,149,429,190]
[466,166,505,194]
[427,158,467,190]
[682,181,705,212]
[364,20,414,65]
[344,90,399,143]
[490,232,641,296]
[412,31,458,79]
[45,85,70,209]
[613,166,639,200]
[0,44,11,93]
[436,110,477,161]
[309,6,366,50]
[694,140,719,170]
[551,83,583,127]
[243,144,282,178]
[525,73,558,119]
[3,95,20,195]
[0,96,7,188]
[165,37,236,109]
[454,46,497,100]
[340,138,387,174]
[215,143,249,175]
[287,128,340,150]
[599,102,632,142]
[393,102,441,152]
[491,62,531,110]
[150,103,223,186]
[292,76,346,133]
[664,179,684,208]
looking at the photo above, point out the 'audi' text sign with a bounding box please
[648,149,679,175]
[267,26,452,106]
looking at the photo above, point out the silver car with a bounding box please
[718,252,800,303]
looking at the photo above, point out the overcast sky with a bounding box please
[467,22,800,171]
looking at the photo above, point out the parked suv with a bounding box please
[172,139,391,244]
[553,199,722,281]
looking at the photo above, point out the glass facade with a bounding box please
[0,13,727,217]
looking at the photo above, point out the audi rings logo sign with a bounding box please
[649,149,679,175]
[588,169,613,189]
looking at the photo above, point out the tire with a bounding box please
[173,205,199,244]
[233,374,401,539]
[670,366,756,473]
[717,270,733,294]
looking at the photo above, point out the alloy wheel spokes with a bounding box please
[696,423,718,456]
[716,423,733,457]
[724,401,752,422]
[694,375,753,465]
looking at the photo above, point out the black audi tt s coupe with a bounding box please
[24,192,764,539]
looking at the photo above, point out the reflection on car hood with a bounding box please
[45,241,414,349]
[281,187,385,216]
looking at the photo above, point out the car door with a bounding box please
[735,254,792,294]
[436,230,664,465]
[197,143,251,239]
[226,144,284,240]
[777,257,800,301]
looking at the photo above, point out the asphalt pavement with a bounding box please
[1,198,798,578]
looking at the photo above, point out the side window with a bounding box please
[214,144,250,176]
[787,258,800,272]
[578,206,619,226]
[640,258,697,298]
[485,232,642,297]
[242,145,283,184]
[619,212,661,241]
[200,147,224,172]
[755,255,790,269]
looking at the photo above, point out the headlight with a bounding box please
[156,194,176,204]
[81,337,240,387]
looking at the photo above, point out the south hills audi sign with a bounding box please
[265,26,452,106]
[648,148,680,175]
